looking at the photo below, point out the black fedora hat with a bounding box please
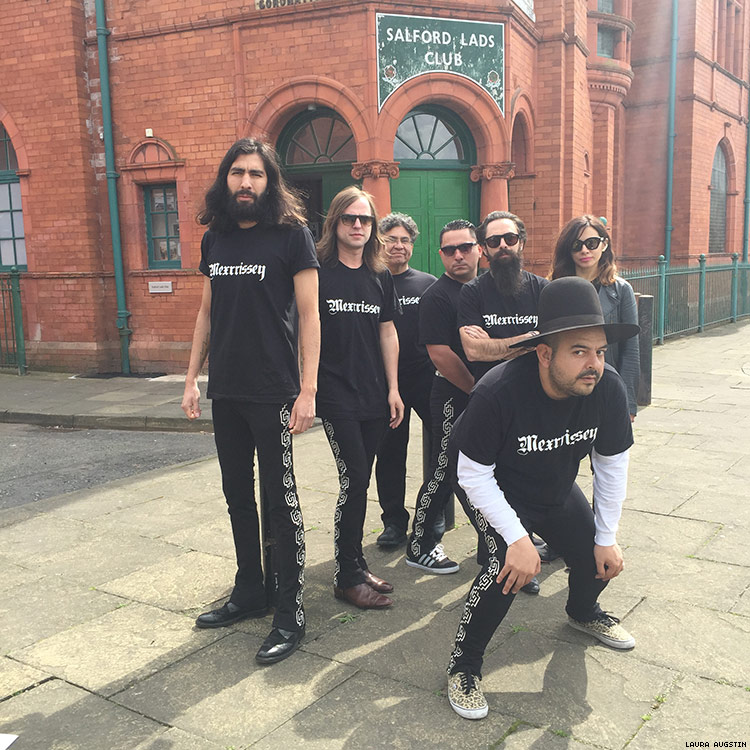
[510,276,640,348]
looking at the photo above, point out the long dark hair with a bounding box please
[549,214,617,285]
[316,186,386,273]
[197,138,306,232]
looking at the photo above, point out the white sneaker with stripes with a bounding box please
[405,543,459,574]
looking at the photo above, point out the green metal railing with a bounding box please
[622,254,750,344]
[0,266,27,374]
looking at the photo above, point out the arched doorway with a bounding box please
[390,105,478,275]
[277,108,358,240]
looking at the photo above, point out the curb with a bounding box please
[0,411,215,433]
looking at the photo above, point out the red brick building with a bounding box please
[1,0,747,372]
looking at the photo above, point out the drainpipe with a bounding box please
[743,79,750,264]
[95,0,131,373]
[664,0,679,266]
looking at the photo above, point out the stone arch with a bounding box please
[509,94,535,174]
[375,72,509,165]
[247,77,372,158]
[127,137,179,166]
[0,104,30,172]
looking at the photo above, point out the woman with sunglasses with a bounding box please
[550,215,639,420]
[316,186,404,610]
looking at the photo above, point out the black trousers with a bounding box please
[408,377,469,556]
[448,482,609,677]
[212,399,305,632]
[322,417,388,588]
[375,363,433,533]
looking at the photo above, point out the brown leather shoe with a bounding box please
[334,583,393,609]
[363,570,394,594]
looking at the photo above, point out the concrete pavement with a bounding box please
[1,321,749,749]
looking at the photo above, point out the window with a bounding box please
[394,111,465,161]
[597,26,617,58]
[0,125,25,269]
[709,146,727,254]
[145,185,180,268]
[284,112,355,165]
[598,0,615,13]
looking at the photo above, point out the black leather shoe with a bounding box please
[377,525,407,548]
[520,576,540,595]
[195,601,267,629]
[532,534,560,563]
[433,512,446,542]
[255,627,305,664]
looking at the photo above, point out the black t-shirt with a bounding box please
[451,354,633,511]
[419,273,471,373]
[317,261,398,420]
[458,270,549,379]
[199,224,318,402]
[392,267,437,378]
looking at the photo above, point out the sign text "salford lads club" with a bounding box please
[383,26,496,67]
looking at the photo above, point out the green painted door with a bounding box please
[390,169,472,276]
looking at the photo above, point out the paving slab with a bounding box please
[677,480,750,525]
[624,599,750,685]
[617,509,720,556]
[694,522,750,567]
[0,679,164,750]
[303,599,480,692]
[0,659,49,701]
[132,727,223,750]
[162,517,236,559]
[113,632,358,748]
[10,602,223,697]
[620,548,750,610]
[99,550,237,610]
[479,629,677,749]
[34,532,186,587]
[0,514,100,565]
[627,675,750,750]
[0,576,122,655]
[0,558,44,594]
[251,669,518,749]
[94,494,221,539]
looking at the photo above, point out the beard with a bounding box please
[228,189,271,225]
[549,361,602,398]
[489,249,523,297]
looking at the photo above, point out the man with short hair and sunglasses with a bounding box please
[458,210,551,593]
[374,213,438,549]
[405,220,482,575]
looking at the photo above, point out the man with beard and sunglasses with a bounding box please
[459,211,547,380]
[182,139,319,665]
[458,211,551,593]
[445,277,639,720]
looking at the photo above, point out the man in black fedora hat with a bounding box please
[444,276,640,721]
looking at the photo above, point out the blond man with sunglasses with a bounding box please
[316,187,404,611]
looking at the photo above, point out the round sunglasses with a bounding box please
[484,232,520,248]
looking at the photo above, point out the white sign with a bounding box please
[513,0,535,21]
[148,281,173,294]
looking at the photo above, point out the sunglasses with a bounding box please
[340,214,374,227]
[571,236,608,253]
[484,232,520,248]
[440,241,477,256]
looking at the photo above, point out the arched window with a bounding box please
[283,110,356,165]
[511,116,529,174]
[709,145,728,254]
[394,110,467,161]
[278,109,357,240]
[0,124,25,269]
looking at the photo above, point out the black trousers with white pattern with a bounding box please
[448,482,609,677]
[408,377,469,558]
[212,399,305,632]
[322,416,388,589]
